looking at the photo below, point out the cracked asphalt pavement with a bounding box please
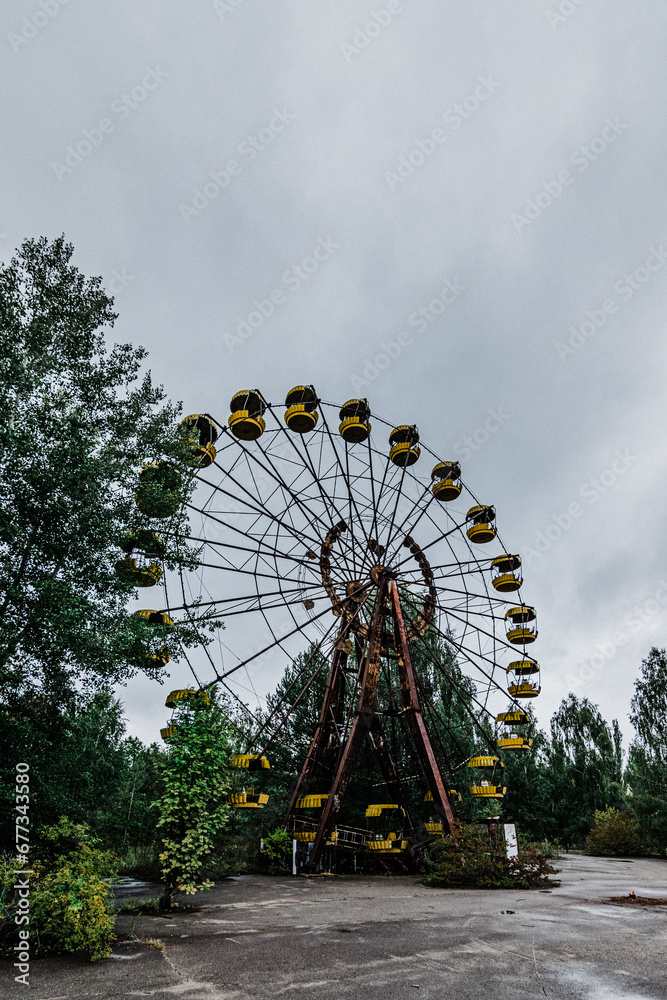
[2,854,666,999]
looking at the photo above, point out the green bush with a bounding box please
[1,818,117,961]
[586,808,642,856]
[518,836,563,859]
[424,824,560,889]
[260,828,293,874]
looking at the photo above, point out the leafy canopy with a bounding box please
[0,235,209,700]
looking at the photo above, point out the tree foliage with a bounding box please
[0,235,208,703]
[627,648,667,851]
[1,818,117,961]
[154,691,232,907]
[586,807,641,856]
[0,688,128,849]
[543,695,624,847]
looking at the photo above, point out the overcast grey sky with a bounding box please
[3,0,667,748]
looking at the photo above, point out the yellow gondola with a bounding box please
[496,710,530,726]
[229,389,267,440]
[284,385,319,433]
[165,688,210,708]
[339,399,372,443]
[227,789,269,809]
[423,789,461,804]
[497,736,533,750]
[467,756,506,798]
[230,754,271,770]
[296,794,329,809]
[115,530,164,587]
[160,725,177,742]
[506,658,541,698]
[135,461,182,518]
[389,425,420,466]
[134,609,174,626]
[465,504,497,543]
[365,803,404,818]
[180,414,218,468]
[496,709,533,750]
[431,462,462,502]
[132,610,174,667]
[505,605,537,644]
[292,830,339,845]
[366,836,408,853]
[364,804,407,853]
[423,787,459,834]
[491,554,522,592]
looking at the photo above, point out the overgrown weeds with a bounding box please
[423,824,560,890]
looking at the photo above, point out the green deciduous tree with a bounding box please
[0,235,208,702]
[0,235,221,853]
[154,691,232,907]
[626,647,667,852]
[546,695,625,848]
[586,807,641,856]
[500,711,555,841]
[0,688,128,849]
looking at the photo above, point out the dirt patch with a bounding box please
[609,891,667,907]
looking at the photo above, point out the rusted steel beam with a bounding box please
[302,580,388,871]
[284,616,353,825]
[388,578,458,837]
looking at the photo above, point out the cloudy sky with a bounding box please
[3,0,667,748]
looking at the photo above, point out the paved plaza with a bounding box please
[2,854,666,999]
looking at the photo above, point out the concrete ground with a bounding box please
[2,854,666,999]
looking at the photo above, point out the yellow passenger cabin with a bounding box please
[388,425,421,467]
[284,385,319,433]
[465,505,497,543]
[229,389,267,440]
[339,398,372,443]
[431,461,462,501]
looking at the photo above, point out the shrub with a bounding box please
[424,824,560,890]
[0,818,117,961]
[518,836,563,859]
[586,808,642,856]
[260,828,293,874]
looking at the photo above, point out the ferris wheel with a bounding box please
[127,387,540,868]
